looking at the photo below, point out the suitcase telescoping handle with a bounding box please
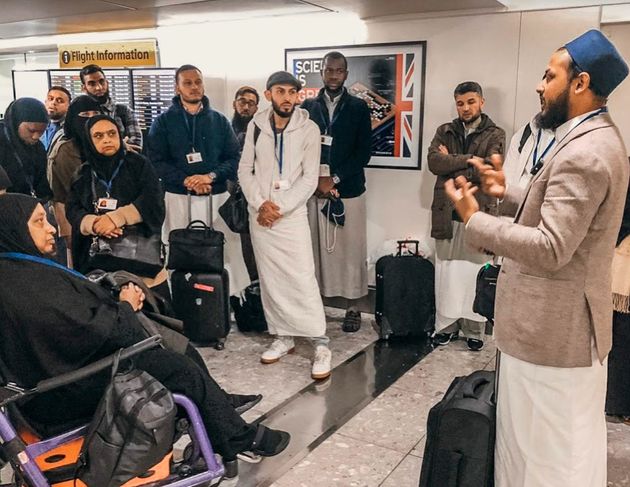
[187,190,214,230]
[396,239,420,256]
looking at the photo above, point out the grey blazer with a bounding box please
[466,113,629,367]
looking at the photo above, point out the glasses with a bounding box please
[92,129,118,140]
[236,98,257,108]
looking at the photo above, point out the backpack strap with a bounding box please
[517,123,532,154]
[251,123,261,175]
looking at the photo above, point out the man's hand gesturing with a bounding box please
[468,154,506,199]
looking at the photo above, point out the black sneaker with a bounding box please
[434,332,457,346]
[342,310,362,332]
[467,338,484,351]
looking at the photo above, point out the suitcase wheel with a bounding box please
[214,341,225,351]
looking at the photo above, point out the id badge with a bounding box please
[319,164,331,177]
[321,135,333,146]
[186,152,203,164]
[97,197,118,211]
[273,180,290,192]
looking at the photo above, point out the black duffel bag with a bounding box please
[88,225,163,277]
[219,184,249,234]
[473,263,501,322]
[167,220,224,272]
[167,193,224,272]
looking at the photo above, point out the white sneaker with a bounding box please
[261,338,295,364]
[311,345,332,380]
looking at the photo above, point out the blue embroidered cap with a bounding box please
[564,29,628,97]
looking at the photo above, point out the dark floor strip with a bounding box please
[235,337,434,487]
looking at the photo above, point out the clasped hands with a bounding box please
[119,282,145,311]
[257,200,282,228]
[93,214,122,238]
[444,154,507,224]
[184,174,213,195]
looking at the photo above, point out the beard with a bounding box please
[459,111,481,125]
[232,111,253,131]
[538,87,570,130]
[272,100,294,118]
[91,91,110,104]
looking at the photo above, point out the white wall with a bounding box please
[603,23,630,151]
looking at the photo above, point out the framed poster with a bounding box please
[286,41,426,169]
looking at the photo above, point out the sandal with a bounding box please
[245,424,291,458]
[342,310,362,333]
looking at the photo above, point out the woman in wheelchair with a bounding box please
[0,193,290,463]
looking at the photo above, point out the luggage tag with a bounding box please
[321,135,333,146]
[319,164,331,177]
[272,180,290,192]
[97,197,118,211]
[186,152,203,164]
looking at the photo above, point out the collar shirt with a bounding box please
[554,108,603,144]
[462,116,483,137]
[324,89,344,123]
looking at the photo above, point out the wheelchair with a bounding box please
[0,336,234,487]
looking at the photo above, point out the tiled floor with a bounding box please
[197,308,630,487]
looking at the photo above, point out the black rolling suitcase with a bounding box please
[375,240,435,339]
[170,194,230,350]
[419,370,496,487]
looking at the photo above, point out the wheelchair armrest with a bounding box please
[0,336,162,406]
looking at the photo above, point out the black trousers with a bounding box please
[606,311,630,416]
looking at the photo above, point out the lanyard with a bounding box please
[3,125,35,197]
[531,107,608,175]
[92,159,124,198]
[319,95,344,135]
[0,252,86,280]
[182,111,198,152]
[532,130,556,170]
[271,117,285,175]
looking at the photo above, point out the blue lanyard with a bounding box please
[531,107,608,175]
[182,111,198,152]
[92,159,124,198]
[274,131,284,175]
[532,130,556,170]
[0,252,86,280]
[319,95,344,135]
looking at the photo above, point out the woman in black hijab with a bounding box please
[0,97,51,199]
[49,95,103,254]
[66,115,166,290]
[0,193,289,460]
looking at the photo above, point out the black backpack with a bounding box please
[76,352,176,487]
[230,281,268,332]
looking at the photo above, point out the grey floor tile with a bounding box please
[607,421,630,486]
[380,454,423,487]
[271,433,404,487]
[410,435,426,458]
[336,385,432,454]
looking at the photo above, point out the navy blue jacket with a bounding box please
[147,96,239,195]
[301,88,372,198]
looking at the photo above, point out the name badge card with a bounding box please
[319,164,331,177]
[321,135,333,146]
[97,198,118,211]
[273,180,290,192]
[186,152,203,164]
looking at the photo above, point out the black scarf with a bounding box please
[83,114,126,182]
[0,193,42,256]
[64,95,103,156]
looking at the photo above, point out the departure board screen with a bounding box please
[132,69,176,130]
[49,69,132,107]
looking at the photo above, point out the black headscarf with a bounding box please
[83,114,125,181]
[0,165,11,190]
[4,98,48,140]
[64,95,103,152]
[0,193,42,256]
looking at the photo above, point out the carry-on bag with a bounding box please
[473,262,501,322]
[375,240,435,339]
[419,370,496,487]
[171,269,230,350]
[231,281,268,332]
[167,193,224,273]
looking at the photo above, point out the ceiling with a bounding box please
[0,0,628,40]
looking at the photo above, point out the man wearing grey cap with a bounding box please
[446,29,629,486]
[238,71,331,380]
